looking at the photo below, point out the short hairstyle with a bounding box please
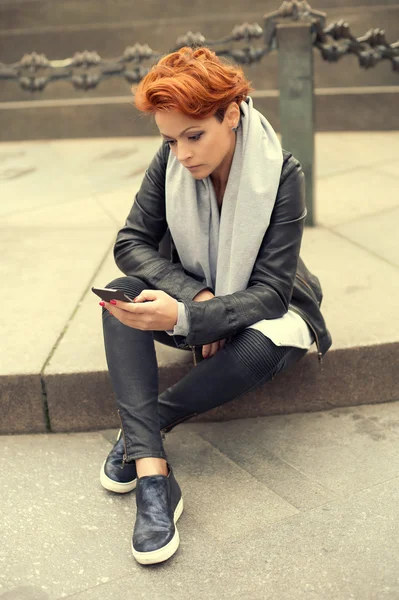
[134,46,253,122]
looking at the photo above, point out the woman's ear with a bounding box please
[225,102,240,129]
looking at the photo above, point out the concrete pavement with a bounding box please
[0,131,399,434]
[1,401,399,599]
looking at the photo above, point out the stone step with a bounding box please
[1,87,398,141]
[1,0,398,31]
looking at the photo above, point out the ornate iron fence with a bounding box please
[1,2,397,93]
[0,0,398,224]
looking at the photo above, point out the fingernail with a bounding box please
[110,300,117,305]
[99,301,105,307]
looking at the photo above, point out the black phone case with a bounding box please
[91,287,134,302]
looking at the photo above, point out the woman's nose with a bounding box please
[176,144,192,163]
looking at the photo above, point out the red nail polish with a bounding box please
[99,301,105,307]
[110,299,117,305]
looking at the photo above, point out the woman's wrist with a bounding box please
[193,289,214,302]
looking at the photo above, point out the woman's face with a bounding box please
[154,105,239,180]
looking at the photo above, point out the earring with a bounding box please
[232,124,239,132]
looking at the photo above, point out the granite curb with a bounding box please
[45,340,399,433]
[2,341,398,434]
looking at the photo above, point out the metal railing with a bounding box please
[1,0,398,225]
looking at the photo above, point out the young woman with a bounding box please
[98,47,332,566]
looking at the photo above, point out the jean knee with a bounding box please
[228,329,291,381]
[273,346,308,377]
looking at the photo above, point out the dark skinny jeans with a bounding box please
[102,276,308,462]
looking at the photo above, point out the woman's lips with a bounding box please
[187,165,202,170]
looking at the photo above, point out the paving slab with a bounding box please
[299,227,399,349]
[2,404,398,600]
[0,430,152,598]
[0,225,114,377]
[0,138,155,214]
[192,405,399,496]
[0,139,144,219]
[335,205,399,268]
[353,400,399,435]
[0,151,135,380]
[67,476,399,600]
[376,159,399,179]
[179,425,338,512]
[316,167,399,228]
[222,476,399,600]
[163,428,299,541]
[315,131,399,179]
[0,425,296,599]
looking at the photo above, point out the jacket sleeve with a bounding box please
[114,143,209,302]
[181,158,307,346]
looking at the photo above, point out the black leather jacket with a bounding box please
[114,143,332,363]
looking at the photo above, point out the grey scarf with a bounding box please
[165,97,283,296]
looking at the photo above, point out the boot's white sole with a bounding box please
[131,497,184,565]
[99,460,137,494]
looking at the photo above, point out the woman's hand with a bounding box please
[202,338,227,359]
[102,289,178,331]
[193,289,226,359]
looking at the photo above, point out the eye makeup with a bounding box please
[163,131,204,146]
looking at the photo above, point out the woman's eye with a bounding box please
[165,132,202,146]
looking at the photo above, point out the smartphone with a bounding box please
[91,287,134,303]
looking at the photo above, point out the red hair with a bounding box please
[134,47,253,121]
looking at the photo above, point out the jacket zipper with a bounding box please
[289,305,323,370]
[117,409,128,466]
[191,345,198,366]
[296,273,320,305]
[179,343,198,366]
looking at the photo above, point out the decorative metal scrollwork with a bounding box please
[174,31,207,49]
[314,21,399,72]
[0,0,398,92]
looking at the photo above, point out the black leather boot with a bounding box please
[132,465,183,565]
[100,430,137,493]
